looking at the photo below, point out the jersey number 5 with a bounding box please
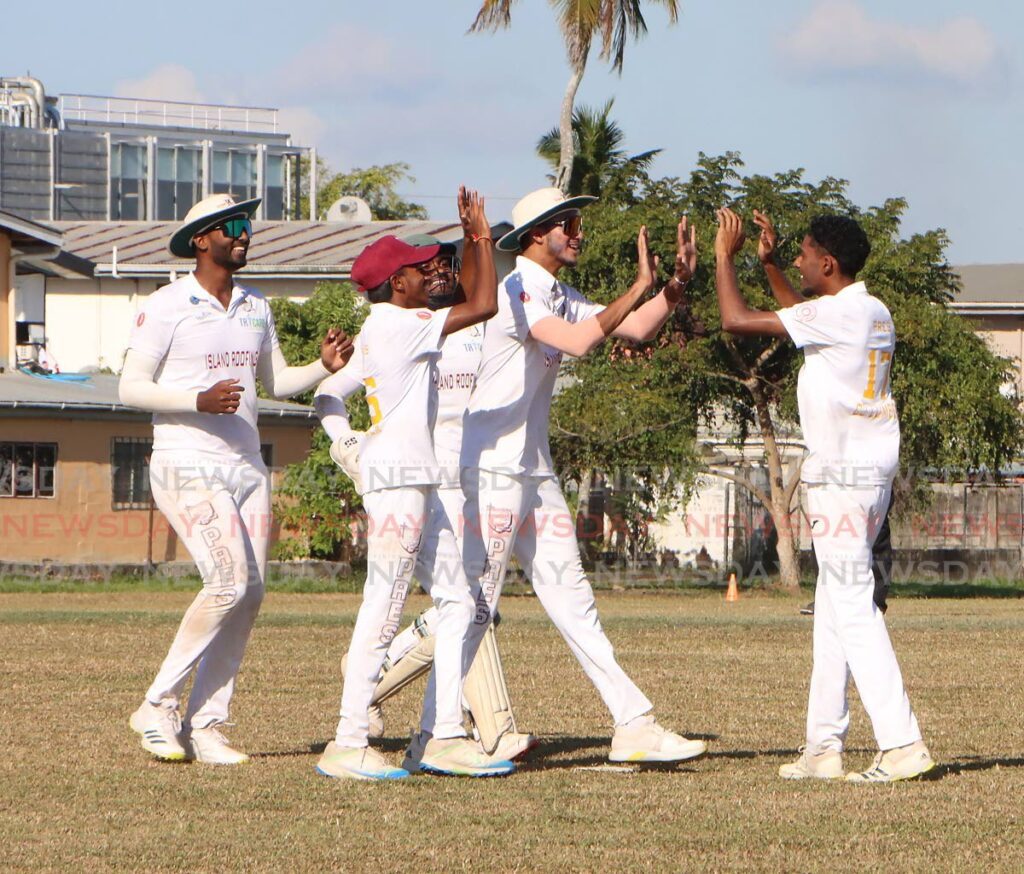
[863,350,893,400]
[364,377,383,425]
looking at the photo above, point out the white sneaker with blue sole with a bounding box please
[316,742,409,781]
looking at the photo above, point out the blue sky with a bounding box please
[6,0,1020,264]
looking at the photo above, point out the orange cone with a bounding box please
[725,572,740,602]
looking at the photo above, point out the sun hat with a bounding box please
[167,193,262,258]
[403,233,457,255]
[351,236,441,292]
[496,187,597,253]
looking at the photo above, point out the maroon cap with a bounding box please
[351,236,441,292]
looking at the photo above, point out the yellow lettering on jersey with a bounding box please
[365,376,383,425]
[863,350,893,400]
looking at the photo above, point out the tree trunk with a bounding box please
[554,62,585,194]
[751,385,801,590]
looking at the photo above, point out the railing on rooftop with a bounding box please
[57,94,279,134]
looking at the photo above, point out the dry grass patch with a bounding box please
[2,590,1024,872]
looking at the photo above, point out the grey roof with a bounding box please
[0,209,63,248]
[953,263,1024,305]
[0,371,315,420]
[51,219,475,279]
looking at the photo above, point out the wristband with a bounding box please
[470,234,493,243]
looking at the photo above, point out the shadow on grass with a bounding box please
[893,582,1024,599]
[935,755,1024,776]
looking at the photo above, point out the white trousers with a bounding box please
[429,469,652,730]
[805,482,922,753]
[334,485,474,747]
[146,451,270,729]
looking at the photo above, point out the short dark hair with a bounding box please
[366,280,392,304]
[808,215,871,278]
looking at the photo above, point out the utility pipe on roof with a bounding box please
[0,77,45,128]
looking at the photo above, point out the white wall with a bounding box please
[647,475,733,565]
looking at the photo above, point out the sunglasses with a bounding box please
[547,213,583,238]
[210,217,253,240]
[415,255,461,276]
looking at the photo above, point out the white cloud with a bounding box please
[271,23,432,100]
[113,64,208,103]
[275,106,328,147]
[781,1,1003,87]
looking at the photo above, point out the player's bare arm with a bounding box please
[528,225,657,356]
[442,187,498,336]
[715,207,788,338]
[754,210,805,307]
[613,216,698,342]
[455,184,479,295]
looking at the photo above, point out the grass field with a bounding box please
[3,589,1024,872]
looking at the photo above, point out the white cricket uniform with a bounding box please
[318,323,486,734]
[777,281,921,752]
[458,257,654,727]
[127,273,275,729]
[332,304,476,748]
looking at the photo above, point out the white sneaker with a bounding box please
[609,716,707,763]
[490,732,539,762]
[367,703,385,740]
[420,736,516,777]
[846,741,936,783]
[187,725,249,765]
[779,747,844,780]
[316,742,409,781]
[129,701,187,761]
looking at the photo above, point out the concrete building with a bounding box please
[0,371,317,566]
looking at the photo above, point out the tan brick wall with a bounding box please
[0,415,314,565]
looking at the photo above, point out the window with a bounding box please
[212,149,257,202]
[157,147,203,220]
[111,438,153,510]
[110,142,148,220]
[0,443,57,499]
[265,154,284,219]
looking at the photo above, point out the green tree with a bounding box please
[471,0,679,193]
[299,158,428,220]
[561,153,1024,586]
[536,99,660,196]
[268,281,370,559]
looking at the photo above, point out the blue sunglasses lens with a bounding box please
[219,218,252,239]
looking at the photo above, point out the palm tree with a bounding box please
[536,99,660,196]
[471,0,680,193]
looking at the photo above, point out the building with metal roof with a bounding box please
[0,369,319,566]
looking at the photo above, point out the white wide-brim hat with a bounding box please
[496,187,597,253]
[167,193,262,258]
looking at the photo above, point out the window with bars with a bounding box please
[110,440,273,510]
[111,438,153,510]
[0,443,57,499]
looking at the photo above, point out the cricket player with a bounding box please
[316,188,513,781]
[754,211,896,619]
[316,232,536,765]
[451,187,707,764]
[712,206,934,782]
[120,193,352,765]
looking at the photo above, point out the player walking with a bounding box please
[316,231,536,764]
[453,187,707,764]
[120,194,352,764]
[315,188,512,780]
[713,206,934,782]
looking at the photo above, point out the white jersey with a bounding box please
[461,256,604,476]
[777,281,900,486]
[357,303,447,492]
[317,322,482,488]
[127,273,276,457]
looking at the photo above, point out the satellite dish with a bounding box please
[326,196,372,223]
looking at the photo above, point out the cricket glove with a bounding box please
[329,433,365,494]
